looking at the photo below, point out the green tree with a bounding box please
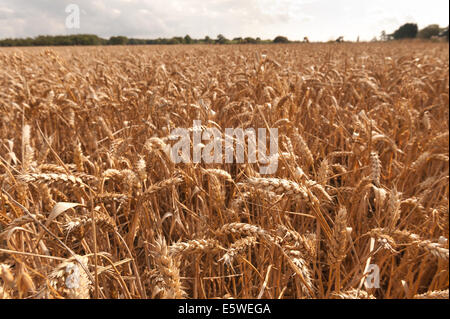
[441,26,449,41]
[184,35,192,44]
[233,37,243,44]
[204,36,212,44]
[273,35,289,43]
[392,23,418,39]
[418,24,441,39]
[244,37,257,44]
[216,34,228,44]
[172,37,183,44]
[108,36,128,45]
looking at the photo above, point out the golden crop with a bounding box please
[0,42,448,299]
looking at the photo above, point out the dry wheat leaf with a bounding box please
[45,202,83,228]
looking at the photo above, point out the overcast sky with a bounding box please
[0,0,448,41]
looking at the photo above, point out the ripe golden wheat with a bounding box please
[0,42,448,299]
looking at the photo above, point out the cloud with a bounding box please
[0,0,310,39]
[0,7,14,19]
[0,0,447,41]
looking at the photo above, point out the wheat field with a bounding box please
[0,42,448,299]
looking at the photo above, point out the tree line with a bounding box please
[0,34,290,47]
[0,23,447,47]
[380,23,449,41]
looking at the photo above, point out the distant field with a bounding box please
[0,42,448,299]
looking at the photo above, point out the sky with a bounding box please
[0,0,448,42]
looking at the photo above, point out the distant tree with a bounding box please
[244,37,257,44]
[167,37,181,44]
[233,37,243,44]
[174,37,184,44]
[441,26,449,41]
[0,34,106,46]
[273,36,289,43]
[74,34,104,45]
[216,34,228,44]
[392,23,418,39]
[203,36,212,44]
[184,35,192,44]
[418,24,441,39]
[109,36,128,45]
[0,33,323,47]
[128,38,147,45]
